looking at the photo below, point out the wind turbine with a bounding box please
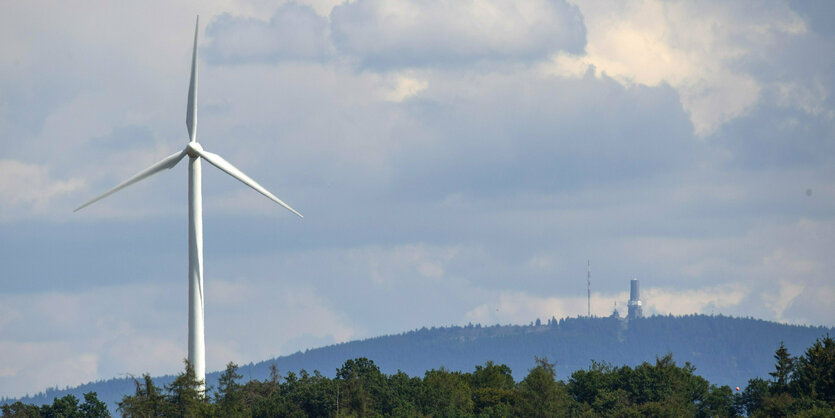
[75,16,302,389]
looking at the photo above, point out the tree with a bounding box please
[567,360,613,406]
[697,385,736,418]
[424,367,474,416]
[282,369,336,417]
[516,357,571,418]
[215,362,247,417]
[165,359,210,417]
[79,392,110,418]
[387,371,422,416]
[471,361,517,414]
[336,358,392,415]
[471,361,514,391]
[769,341,793,392]
[118,374,169,417]
[792,335,835,406]
[737,377,769,416]
[2,401,42,417]
[41,394,81,418]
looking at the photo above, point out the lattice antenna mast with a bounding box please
[587,260,591,317]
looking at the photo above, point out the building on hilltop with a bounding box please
[627,278,643,319]
[610,301,620,319]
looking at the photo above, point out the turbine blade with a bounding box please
[186,15,199,142]
[195,149,303,218]
[74,151,186,212]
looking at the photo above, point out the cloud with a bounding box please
[2,0,835,400]
[342,244,459,285]
[386,69,696,199]
[0,279,354,398]
[0,342,99,399]
[464,290,627,324]
[548,0,808,135]
[0,160,85,220]
[380,73,429,102]
[0,284,180,398]
[205,3,331,64]
[762,279,805,321]
[643,284,748,316]
[205,278,356,360]
[330,0,586,68]
[462,283,750,325]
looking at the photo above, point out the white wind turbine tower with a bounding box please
[75,16,302,389]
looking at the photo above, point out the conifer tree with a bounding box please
[215,362,246,417]
[165,359,210,417]
[79,392,110,418]
[769,341,793,392]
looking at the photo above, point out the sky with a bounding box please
[1,0,834,399]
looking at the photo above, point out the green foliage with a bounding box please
[421,367,474,416]
[792,335,835,406]
[336,357,389,416]
[770,341,794,392]
[116,360,208,418]
[565,354,732,417]
[742,336,835,417]
[698,385,736,418]
[5,335,835,417]
[214,362,246,417]
[164,360,209,417]
[117,374,167,417]
[1,392,109,418]
[737,377,769,415]
[516,357,570,418]
[1,400,42,417]
[470,361,514,391]
[79,393,110,418]
[40,394,81,418]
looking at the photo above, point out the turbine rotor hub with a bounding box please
[186,141,204,158]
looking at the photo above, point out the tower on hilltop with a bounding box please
[627,278,643,319]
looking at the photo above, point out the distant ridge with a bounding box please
[4,315,832,412]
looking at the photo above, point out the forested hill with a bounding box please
[6,315,832,411]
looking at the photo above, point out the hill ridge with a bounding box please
[4,314,832,412]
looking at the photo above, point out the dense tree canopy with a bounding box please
[3,336,833,417]
[1,391,108,418]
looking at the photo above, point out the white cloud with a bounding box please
[549,0,807,135]
[643,284,748,316]
[462,283,753,325]
[205,278,356,362]
[0,280,354,398]
[774,80,834,120]
[763,280,805,321]
[381,74,429,102]
[464,291,629,325]
[0,160,84,220]
[0,342,99,399]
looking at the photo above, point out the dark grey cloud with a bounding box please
[715,101,835,170]
[330,0,586,68]
[204,0,586,68]
[387,74,696,200]
[205,3,331,64]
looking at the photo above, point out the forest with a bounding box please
[2,335,833,417]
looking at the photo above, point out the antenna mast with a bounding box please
[587,260,591,317]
